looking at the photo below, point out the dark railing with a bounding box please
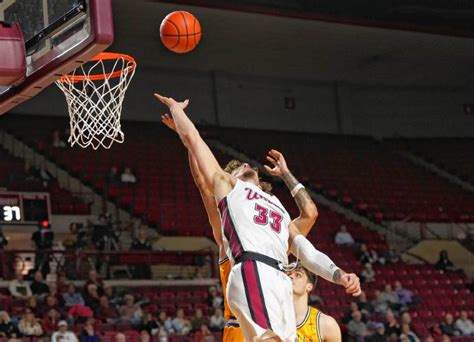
[0,249,216,280]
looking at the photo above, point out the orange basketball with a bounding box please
[160,11,201,54]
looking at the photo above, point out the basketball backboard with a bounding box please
[0,0,114,114]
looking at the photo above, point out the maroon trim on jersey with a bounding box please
[218,197,244,259]
[241,260,272,330]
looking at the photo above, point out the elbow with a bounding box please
[305,203,318,225]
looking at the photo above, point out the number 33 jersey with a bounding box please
[218,179,291,265]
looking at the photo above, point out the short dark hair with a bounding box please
[297,263,317,286]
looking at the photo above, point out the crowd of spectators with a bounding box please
[0,269,225,341]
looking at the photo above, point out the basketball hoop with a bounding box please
[55,52,136,149]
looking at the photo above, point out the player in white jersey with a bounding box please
[155,94,361,342]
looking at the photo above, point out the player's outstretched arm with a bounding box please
[288,222,361,296]
[162,114,223,247]
[320,314,342,342]
[264,149,318,236]
[155,94,234,200]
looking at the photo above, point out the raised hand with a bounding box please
[161,113,177,132]
[154,93,189,111]
[264,149,290,178]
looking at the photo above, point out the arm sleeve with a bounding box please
[290,234,340,283]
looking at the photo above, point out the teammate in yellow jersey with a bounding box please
[288,265,342,342]
[162,114,319,341]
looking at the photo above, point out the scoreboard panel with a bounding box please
[0,192,51,224]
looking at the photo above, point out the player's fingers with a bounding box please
[182,99,190,108]
[352,287,362,297]
[266,156,277,165]
[271,149,283,156]
[154,93,169,105]
[269,150,282,159]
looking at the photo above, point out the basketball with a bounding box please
[160,11,201,54]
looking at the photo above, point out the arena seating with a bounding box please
[2,115,474,340]
[393,138,474,185]
[0,146,89,215]
[203,127,474,223]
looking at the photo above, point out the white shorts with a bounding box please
[227,260,296,341]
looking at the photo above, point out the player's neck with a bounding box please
[293,294,310,325]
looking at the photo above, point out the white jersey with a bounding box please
[218,179,291,265]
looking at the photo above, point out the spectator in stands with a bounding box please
[191,308,207,332]
[115,332,126,342]
[206,286,223,310]
[381,284,401,311]
[441,313,461,337]
[83,284,100,311]
[195,324,215,342]
[140,312,161,336]
[103,285,120,306]
[18,310,43,338]
[361,263,376,283]
[384,310,400,338]
[52,130,67,148]
[347,310,369,341]
[42,308,62,335]
[27,296,40,315]
[334,224,355,246]
[63,283,85,308]
[368,322,386,342]
[435,251,456,272]
[355,291,374,315]
[384,248,400,264]
[40,295,63,317]
[30,271,50,298]
[52,320,78,342]
[96,295,120,323]
[79,320,100,342]
[455,310,474,336]
[428,323,444,340]
[394,280,414,306]
[158,311,174,334]
[343,302,364,324]
[209,308,225,332]
[130,228,152,279]
[56,271,69,293]
[399,323,420,342]
[107,166,120,184]
[85,270,104,295]
[9,272,32,298]
[171,308,192,335]
[0,311,18,338]
[358,243,379,265]
[401,312,412,325]
[118,294,143,324]
[120,167,137,184]
[49,282,66,307]
[372,290,389,314]
[139,330,151,342]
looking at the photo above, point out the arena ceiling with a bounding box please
[154,0,474,38]
[112,1,474,87]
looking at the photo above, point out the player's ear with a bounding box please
[306,282,313,293]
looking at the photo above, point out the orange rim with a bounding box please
[57,52,136,83]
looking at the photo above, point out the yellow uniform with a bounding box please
[296,306,323,342]
[219,257,245,342]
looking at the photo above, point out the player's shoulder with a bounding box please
[318,311,340,331]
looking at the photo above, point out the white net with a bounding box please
[55,53,136,150]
